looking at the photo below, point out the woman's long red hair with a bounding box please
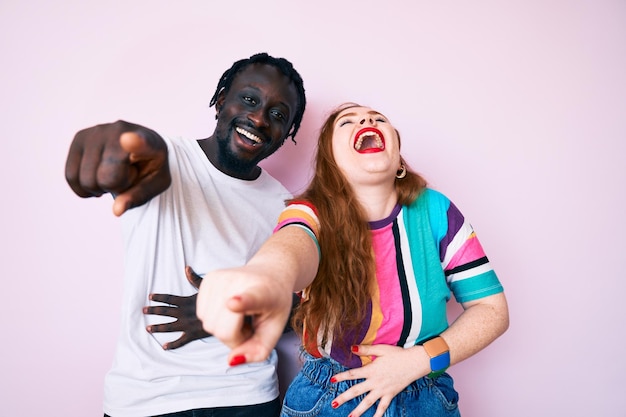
[290,103,427,354]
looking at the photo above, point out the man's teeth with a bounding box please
[236,127,262,144]
[355,133,383,151]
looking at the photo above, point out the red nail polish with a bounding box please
[229,355,246,366]
[332,401,339,409]
[351,345,359,353]
[330,376,337,383]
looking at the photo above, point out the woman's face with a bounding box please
[331,105,401,185]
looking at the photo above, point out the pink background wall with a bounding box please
[1,1,624,416]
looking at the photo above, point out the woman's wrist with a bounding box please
[422,336,450,378]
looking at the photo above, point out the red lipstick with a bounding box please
[354,127,385,153]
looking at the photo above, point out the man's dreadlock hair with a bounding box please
[209,52,306,143]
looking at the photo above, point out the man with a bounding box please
[65,53,306,417]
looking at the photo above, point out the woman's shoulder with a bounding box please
[410,187,451,211]
[286,199,319,215]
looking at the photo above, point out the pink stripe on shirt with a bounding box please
[446,233,487,271]
[370,225,404,345]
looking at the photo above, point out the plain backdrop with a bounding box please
[1,1,624,416]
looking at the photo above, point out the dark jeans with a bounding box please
[104,397,281,417]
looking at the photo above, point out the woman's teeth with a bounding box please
[355,133,383,151]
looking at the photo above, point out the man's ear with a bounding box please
[215,91,226,113]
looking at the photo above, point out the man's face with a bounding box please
[213,63,299,176]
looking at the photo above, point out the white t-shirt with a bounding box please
[103,135,292,417]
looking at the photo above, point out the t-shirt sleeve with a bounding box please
[432,191,504,303]
[274,200,321,258]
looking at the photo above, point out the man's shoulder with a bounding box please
[258,170,292,197]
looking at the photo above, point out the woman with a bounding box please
[196,103,509,417]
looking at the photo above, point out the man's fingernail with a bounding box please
[229,355,246,366]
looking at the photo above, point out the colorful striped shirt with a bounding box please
[275,188,503,368]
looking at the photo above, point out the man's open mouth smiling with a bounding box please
[235,126,262,147]
[354,127,385,153]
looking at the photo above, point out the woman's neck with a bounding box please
[353,182,398,222]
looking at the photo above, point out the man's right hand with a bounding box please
[65,120,171,216]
